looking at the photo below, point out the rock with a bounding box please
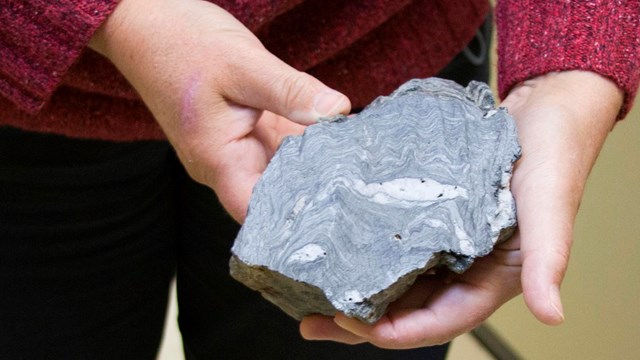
[230,78,521,324]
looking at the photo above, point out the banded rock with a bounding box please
[230,78,521,323]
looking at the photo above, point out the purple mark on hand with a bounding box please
[180,75,202,132]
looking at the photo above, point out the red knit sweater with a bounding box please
[0,0,639,141]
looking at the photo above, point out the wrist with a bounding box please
[503,71,623,127]
[88,0,139,59]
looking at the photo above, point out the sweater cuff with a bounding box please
[0,0,120,113]
[496,0,640,119]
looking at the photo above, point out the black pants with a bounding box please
[0,16,490,359]
[0,129,450,360]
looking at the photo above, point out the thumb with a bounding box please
[221,46,351,124]
[515,173,575,326]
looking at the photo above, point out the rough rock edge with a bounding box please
[230,252,470,323]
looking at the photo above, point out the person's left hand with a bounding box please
[299,221,523,348]
[299,71,623,348]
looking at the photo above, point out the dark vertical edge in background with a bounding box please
[471,323,523,360]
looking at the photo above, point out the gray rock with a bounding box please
[230,78,521,324]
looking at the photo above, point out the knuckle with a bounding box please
[278,71,315,109]
[369,325,403,349]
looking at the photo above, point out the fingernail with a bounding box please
[314,90,348,117]
[550,286,565,323]
[551,301,565,322]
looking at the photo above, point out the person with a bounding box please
[0,0,637,359]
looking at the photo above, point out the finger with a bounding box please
[300,275,440,345]
[221,46,351,125]
[515,173,573,325]
[206,121,270,222]
[252,112,306,157]
[214,112,308,221]
[333,281,500,348]
[333,258,520,349]
[205,149,267,224]
[300,315,367,345]
[386,273,442,311]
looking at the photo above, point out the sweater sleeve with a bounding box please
[496,0,640,118]
[0,0,119,114]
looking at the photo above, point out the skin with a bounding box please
[89,0,351,222]
[90,0,624,349]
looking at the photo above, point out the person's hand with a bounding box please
[300,71,623,348]
[89,0,350,222]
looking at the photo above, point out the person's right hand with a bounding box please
[89,0,351,222]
